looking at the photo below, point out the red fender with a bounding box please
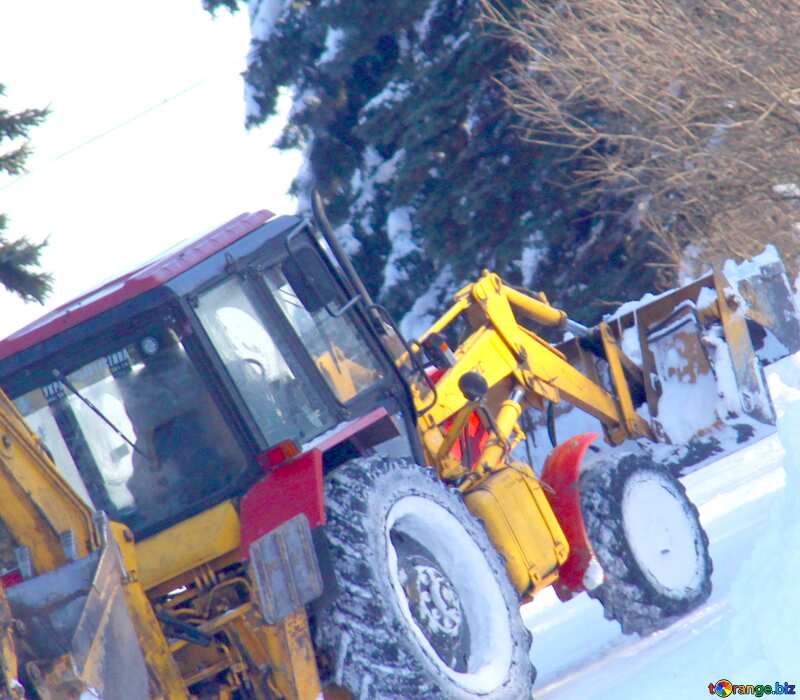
[239,449,325,559]
[238,408,398,559]
[541,432,599,597]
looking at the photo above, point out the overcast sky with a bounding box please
[0,0,300,337]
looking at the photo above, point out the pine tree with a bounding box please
[208,0,666,331]
[0,84,52,303]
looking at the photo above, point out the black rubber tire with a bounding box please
[314,456,534,700]
[580,454,713,635]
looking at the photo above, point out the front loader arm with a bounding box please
[406,271,660,598]
[414,271,651,478]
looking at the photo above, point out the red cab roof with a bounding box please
[0,210,275,361]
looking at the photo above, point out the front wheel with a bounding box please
[580,454,713,635]
[315,456,534,699]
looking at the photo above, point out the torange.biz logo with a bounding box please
[709,679,796,697]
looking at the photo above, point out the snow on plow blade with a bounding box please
[5,536,149,700]
[558,248,800,454]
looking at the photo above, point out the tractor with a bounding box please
[0,199,794,698]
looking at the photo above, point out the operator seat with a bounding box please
[118,330,231,523]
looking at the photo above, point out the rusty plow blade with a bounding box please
[556,248,800,469]
[5,533,149,700]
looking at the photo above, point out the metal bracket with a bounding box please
[249,514,323,625]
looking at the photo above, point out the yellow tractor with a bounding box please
[0,198,794,698]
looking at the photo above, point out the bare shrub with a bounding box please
[484,0,800,283]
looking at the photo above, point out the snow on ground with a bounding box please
[722,357,800,676]
[525,352,800,698]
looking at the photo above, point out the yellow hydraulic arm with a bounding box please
[0,390,98,573]
[413,270,652,481]
[404,271,661,598]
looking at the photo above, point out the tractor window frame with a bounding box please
[177,219,421,456]
[187,265,344,450]
[7,304,260,540]
[261,262,385,404]
[248,243,401,422]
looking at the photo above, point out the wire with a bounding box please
[0,60,242,193]
[53,369,148,459]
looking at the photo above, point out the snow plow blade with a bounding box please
[556,248,800,456]
[4,534,149,699]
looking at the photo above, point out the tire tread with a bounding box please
[314,455,535,699]
[580,454,713,636]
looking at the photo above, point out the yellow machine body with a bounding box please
[0,392,320,700]
[411,264,794,606]
[464,463,568,596]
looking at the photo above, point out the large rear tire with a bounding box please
[580,454,713,635]
[315,456,534,699]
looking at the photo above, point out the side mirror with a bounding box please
[282,246,340,315]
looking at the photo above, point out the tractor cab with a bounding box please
[0,212,412,541]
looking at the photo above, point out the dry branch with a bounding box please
[485,0,800,283]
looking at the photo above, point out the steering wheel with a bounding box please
[231,358,323,439]
[240,357,268,382]
[229,357,277,408]
[229,357,276,397]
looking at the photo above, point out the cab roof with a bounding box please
[0,210,275,362]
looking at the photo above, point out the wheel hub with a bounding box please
[405,559,462,636]
[384,492,517,694]
[622,471,705,597]
[391,534,469,672]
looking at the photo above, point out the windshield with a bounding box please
[13,324,249,537]
[195,276,335,445]
[265,264,383,403]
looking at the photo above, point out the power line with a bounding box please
[0,60,243,193]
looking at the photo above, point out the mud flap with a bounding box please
[248,514,323,700]
[6,534,149,699]
[540,433,599,596]
[249,513,323,625]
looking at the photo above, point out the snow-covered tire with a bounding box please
[579,454,712,635]
[315,456,534,700]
